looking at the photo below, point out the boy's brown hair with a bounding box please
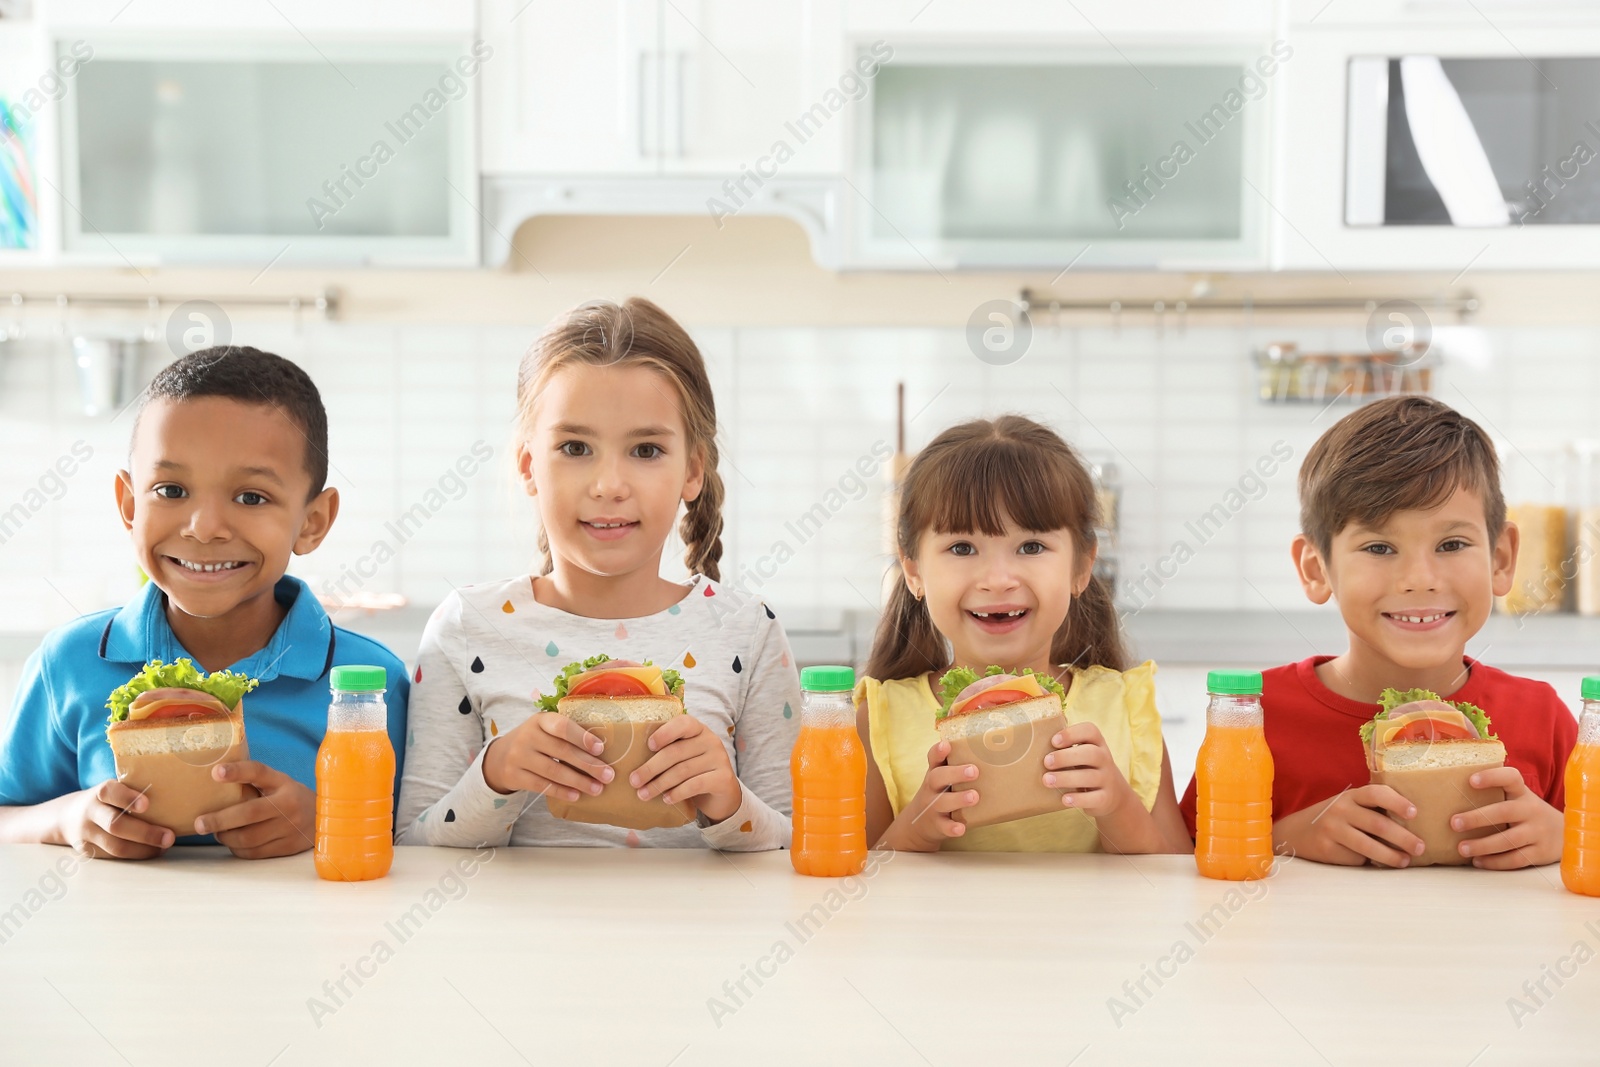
[1299,395,1505,555]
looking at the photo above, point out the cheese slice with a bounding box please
[567,666,668,696]
[949,674,1048,718]
[126,688,231,721]
[1376,707,1476,746]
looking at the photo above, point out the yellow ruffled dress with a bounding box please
[855,662,1165,852]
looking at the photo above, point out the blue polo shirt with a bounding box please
[0,576,409,836]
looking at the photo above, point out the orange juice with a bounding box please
[1561,681,1600,896]
[314,666,395,883]
[1562,745,1600,895]
[316,727,395,881]
[791,666,866,877]
[1195,670,1275,881]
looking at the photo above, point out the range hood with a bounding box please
[479,175,845,269]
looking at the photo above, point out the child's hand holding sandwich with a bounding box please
[195,760,318,859]
[875,739,980,852]
[1273,785,1425,867]
[488,655,731,829]
[54,780,175,859]
[1451,766,1563,869]
[483,712,613,802]
[629,712,741,823]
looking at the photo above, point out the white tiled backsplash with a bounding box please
[0,320,1590,640]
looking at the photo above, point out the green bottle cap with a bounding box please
[800,665,855,692]
[331,665,387,692]
[1207,669,1263,696]
[1583,676,1600,701]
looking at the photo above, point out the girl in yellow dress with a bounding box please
[857,415,1192,853]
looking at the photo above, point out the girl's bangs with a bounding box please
[916,437,1089,537]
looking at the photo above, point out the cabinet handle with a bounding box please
[637,50,651,159]
[675,51,687,159]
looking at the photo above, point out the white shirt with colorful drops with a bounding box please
[396,575,801,850]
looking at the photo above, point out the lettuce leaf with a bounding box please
[1455,700,1493,739]
[935,665,1066,721]
[537,654,684,713]
[1360,686,1495,746]
[1378,687,1439,715]
[936,666,984,718]
[106,658,259,722]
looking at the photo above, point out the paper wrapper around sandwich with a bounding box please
[545,720,696,831]
[941,701,1070,829]
[111,712,256,837]
[1370,744,1506,867]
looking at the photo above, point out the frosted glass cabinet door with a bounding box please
[62,42,477,264]
[854,51,1271,268]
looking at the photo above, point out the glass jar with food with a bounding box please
[1574,442,1600,617]
[1499,446,1571,616]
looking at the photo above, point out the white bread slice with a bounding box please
[107,713,243,758]
[1372,737,1506,772]
[937,692,1064,743]
[558,693,682,726]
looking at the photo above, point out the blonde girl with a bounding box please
[397,298,800,849]
[858,415,1191,853]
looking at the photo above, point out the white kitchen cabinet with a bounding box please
[478,0,658,175]
[1287,0,1600,29]
[657,0,844,174]
[1276,22,1600,271]
[843,0,1275,40]
[478,0,843,176]
[43,0,474,33]
[57,38,480,265]
[846,43,1281,269]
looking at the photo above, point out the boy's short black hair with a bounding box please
[137,346,329,496]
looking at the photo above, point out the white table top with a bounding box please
[0,844,1594,1066]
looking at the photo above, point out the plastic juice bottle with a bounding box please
[1561,676,1600,896]
[315,665,395,882]
[1195,669,1275,881]
[791,665,867,877]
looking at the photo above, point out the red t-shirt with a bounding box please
[1179,656,1578,836]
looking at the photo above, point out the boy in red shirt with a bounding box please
[1180,396,1575,868]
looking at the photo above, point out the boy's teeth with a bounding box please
[176,559,244,573]
[1393,612,1447,624]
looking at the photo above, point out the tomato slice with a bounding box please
[141,702,222,721]
[568,673,651,697]
[960,686,1035,713]
[1390,718,1475,742]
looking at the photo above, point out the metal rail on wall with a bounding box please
[1017,287,1479,321]
[2,289,341,318]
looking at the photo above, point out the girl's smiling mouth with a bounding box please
[581,518,639,542]
[966,606,1030,633]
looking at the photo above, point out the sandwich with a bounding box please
[1361,688,1507,866]
[105,659,259,836]
[935,666,1070,829]
[538,654,695,830]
